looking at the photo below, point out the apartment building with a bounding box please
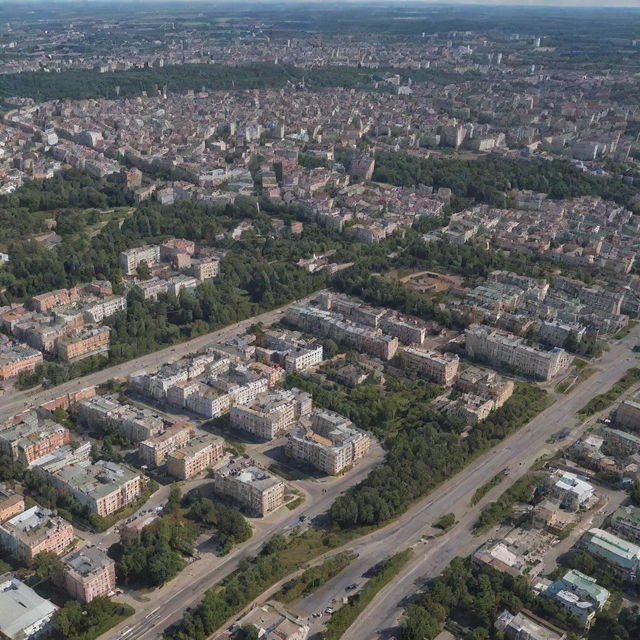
[0,490,24,523]
[34,444,144,517]
[610,505,640,543]
[61,547,116,603]
[0,342,42,380]
[285,305,398,361]
[456,367,514,408]
[213,460,285,516]
[544,570,609,628]
[380,315,426,345]
[0,506,74,565]
[191,256,220,281]
[287,408,371,475]
[31,287,80,313]
[614,397,640,432]
[465,324,572,381]
[118,245,161,275]
[56,326,110,361]
[580,528,640,581]
[82,295,126,324]
[166,434,225,480]
[138,424,193,467]
[77,395,170,442]
[602,427,640,456]
[263,330,323,372]
[552,276,624,315]
[400,346,459,385]
[230,389,301,440]
[0,412,71,466]
[539,320,585,348]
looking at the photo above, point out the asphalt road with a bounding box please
[339,328,640,640]
[0,294,320,424]
[104,441,385,640]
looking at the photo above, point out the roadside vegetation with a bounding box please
[578,368,640,418]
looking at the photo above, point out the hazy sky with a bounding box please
[4,0,640,6]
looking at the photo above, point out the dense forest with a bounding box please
[373,153,638,207]
[0,169,132,243]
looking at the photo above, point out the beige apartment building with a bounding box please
[0,490,24,523]
[62,547,116,603]
[0,506,74,565]
[401,346,459,385]
[138,425,193,467]
[212,461,285,516]
[0,412,71,466]
[118,245,161,275]
[615,397,640,432]
[56,326,110,361]
[286,408,371,475]
[166,434,225,480]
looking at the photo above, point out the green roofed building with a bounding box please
[580,527,640,581]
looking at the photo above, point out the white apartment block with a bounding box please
[138,425,193,467]
[118,245,161,276]
[230,389,299,440]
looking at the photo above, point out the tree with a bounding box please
[136,260,152,280]
[630,480,640,506]
[166,483,182,514]
[32,551,64,582]
[235,626,259,640]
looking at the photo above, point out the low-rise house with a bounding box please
[61,547,116,603]
[495,609,567,640]
[234,602,309,640]
[546,470,594,511]
[0,506,74,565]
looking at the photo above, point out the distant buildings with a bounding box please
[212,460,286,516]
[465,324,571,381]
[62,547,116,603]
[0,506,74,565]
[166,434,225,480]
[286,408,371,475]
